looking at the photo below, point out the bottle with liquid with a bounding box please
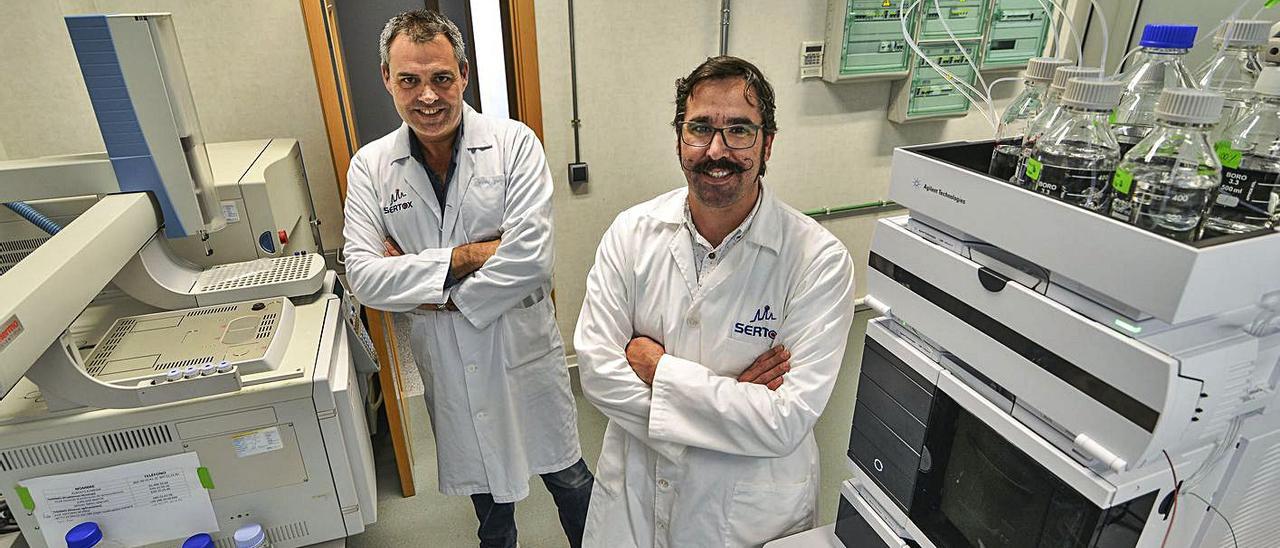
[989,57,1074,180]
[1111,89,1225,242]
[64,522,126,548]
[1112,24,1200,151]
[1196,19,1270,127]
[1025,77,1125,211]
[1205,66,1280,235]
[1012,66,1104,186]
[234,523,271,548]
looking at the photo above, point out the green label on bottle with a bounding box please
[1215,140,1243,169]
[1113,168,1134,195]
[1109,109,1118,124]
[1026,157,1043,181]
[1267,0,1280,8]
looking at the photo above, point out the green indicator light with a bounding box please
[1114,318,1142,334]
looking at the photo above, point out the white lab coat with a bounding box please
[574,186,857,547]
[343,104,580,503]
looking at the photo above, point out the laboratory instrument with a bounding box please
[1110,89,1224,242]
[0,13,376,548]
[1113,24,1200,151]
[1025,77,1123,210]
[1206,66,1280,235]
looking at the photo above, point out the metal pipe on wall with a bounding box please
[568,0,583,163]
[719,0,731,55]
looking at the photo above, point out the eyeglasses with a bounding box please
[678,121,762,149]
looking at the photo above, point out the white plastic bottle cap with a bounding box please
[1155,88,1226,124]
[1050,66,1104,93]
[166,369,183,382]
[198,363,216,376]
[1217,20,1272,46]
[1255,66,1280,97]
[1025,57,1074,83]
[217,361,234,374]
[183,366,199,379]
[233,523,267,548]
[1061,77,1125,110]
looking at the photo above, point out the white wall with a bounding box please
[534,1,1022,352]
[0,0,344,249]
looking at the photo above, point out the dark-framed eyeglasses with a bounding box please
[678,121,762,149]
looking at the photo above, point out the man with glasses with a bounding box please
[573,56,857,546]
[342,10,592,548]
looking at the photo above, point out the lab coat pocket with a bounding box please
[461,176,505,238]
[501,292,558,368]
[723,479,816,547]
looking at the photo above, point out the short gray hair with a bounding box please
[379,10,467,69]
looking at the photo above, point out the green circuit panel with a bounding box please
[918,0,988,41]
[837,0,913,77]
[906,42,980,118]
[982,0,1053,68]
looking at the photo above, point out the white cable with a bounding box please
[986,76,1023,97]
[1038,0,1083,63]
[1113,46,1141,76]
[1195,0,1256,48]
[898,0,998,128]
[1084,0,1110,71]
[931,0,995,117]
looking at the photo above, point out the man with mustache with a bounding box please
[342,10,592,547]
[574,56,857,546]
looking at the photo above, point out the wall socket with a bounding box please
[568,162,589,184]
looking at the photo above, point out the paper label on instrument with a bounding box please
[232,427,284,458]
[222,201,241,223]
[21,453,217,548]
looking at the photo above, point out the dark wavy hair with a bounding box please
[672,56,778,135]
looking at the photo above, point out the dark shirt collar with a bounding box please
[407,118,464,207]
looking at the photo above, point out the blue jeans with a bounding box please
[470,458,594,548]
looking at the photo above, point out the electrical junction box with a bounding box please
[981,0,1054,69]
[888,41,981,123]
[918,0,988,41]
[823,0,914,82]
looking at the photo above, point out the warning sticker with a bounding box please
[231,427,284,458]
[0,315,23,354]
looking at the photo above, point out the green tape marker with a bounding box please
[1026,157,1043,181]
[197,467,214,490]
[1267,0,1279,8]
[15,485,34,511]
[1109,109,1118,124]
[1113,168,1134,195]
[1215,140,1243,169]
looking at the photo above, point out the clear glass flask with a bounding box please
[1206,66,1280,235]
[1012,66,1104,186]
[1196,20,1269,128]
[989,57,1073,180]
[1025,77,1125,211]
[1112,24,1200,151]
[1111,89,1225,242]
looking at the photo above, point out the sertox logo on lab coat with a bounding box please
[383,188,413,214]
[732,305,777,340]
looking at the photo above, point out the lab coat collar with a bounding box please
[385,102,495,163]
[649,182,782,254]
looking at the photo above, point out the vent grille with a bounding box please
[189,304,238,317]
[85,319,137,376]
[256,313,278,339]
[213,521,310,548]
[1223,439,1280,548]
[195,255,318,292]
[0,237,49,275]
[1205,359,1256,434]
[0,425,174,472]
[153,356,215,372]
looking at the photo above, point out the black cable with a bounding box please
[1160,450,1181,548]
[1185,492,1239,548]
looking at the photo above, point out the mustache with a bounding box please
[689,158,750,175]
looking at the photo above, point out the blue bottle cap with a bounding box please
[65,522,102,548]
[182,533,215,548]
[1139,24,1198,49]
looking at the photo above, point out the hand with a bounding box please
[383,237,403,257]
[737,345,790,391]
[625,336,666,385]
[450,238,502,279]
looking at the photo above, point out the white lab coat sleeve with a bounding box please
[648,243,857,458]
[342,153,452,312]
[452,125,554,330]
[575,218,686,462]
